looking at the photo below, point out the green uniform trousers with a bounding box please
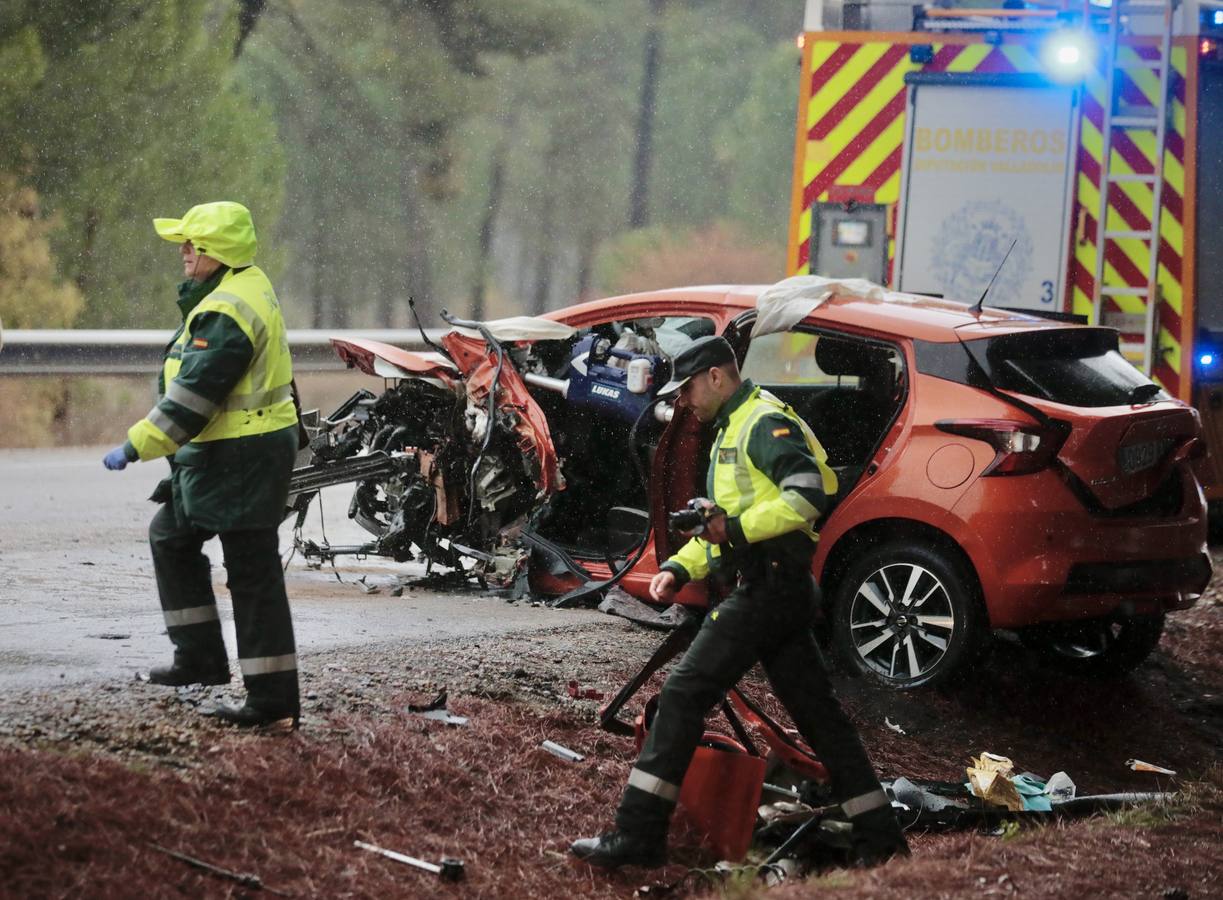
[149,501,299,713]
[616,563,882,836]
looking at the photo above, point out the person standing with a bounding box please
[571,335,908,868]
[102,201,300,728]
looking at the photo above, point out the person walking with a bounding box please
[102,201,301,728]
[571,335,908,868]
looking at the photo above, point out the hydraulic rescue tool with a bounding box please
[667,497,725,537]
[353,840,465,881]
[521,334,670,425]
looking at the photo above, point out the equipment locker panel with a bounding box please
[893,73,1079,309]
[810,203,889,281]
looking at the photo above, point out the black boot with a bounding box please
[570,830,666,869]
[148,656,230,687]
[206,701,300,729]
[847,806,910,867]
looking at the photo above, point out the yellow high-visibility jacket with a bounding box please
[125,265,298,532]
[128,266,295,460]
[662,381,837,586]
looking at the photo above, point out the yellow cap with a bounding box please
[154,201,257,268]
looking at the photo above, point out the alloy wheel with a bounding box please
[848,562,957,682]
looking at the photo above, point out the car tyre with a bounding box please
[1018,612,1165,677]
[831,540,984,689]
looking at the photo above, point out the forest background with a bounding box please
[0,0,806,337]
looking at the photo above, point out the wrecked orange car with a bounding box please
[290,280,1210,688]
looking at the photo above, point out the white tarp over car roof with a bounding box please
[453,316,576,342]
[752,275,888,337]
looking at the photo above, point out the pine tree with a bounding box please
[0,174,83,328]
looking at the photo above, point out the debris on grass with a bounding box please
[598,588,694,632]
[148,843,287,895]
[354,839,465,881]
[411,709,470,726]
[1128,758,1177,776]
[568,681,605,701]
[407,688,448,712]
[541,740,585,763]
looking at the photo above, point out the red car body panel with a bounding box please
[1023,398,1200,509]
[330,337,459,385]
[440,332,564,495]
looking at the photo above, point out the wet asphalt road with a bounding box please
[0,447,598,690]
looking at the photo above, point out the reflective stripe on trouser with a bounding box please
[616,566,884,837]
[219,528,299,712]
[150,502,226,666]
[627,768,681,803]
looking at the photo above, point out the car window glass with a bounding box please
[648,316,716,358]
[574,315,716,362]
[996,353,1142,406]
[742,329,904,474]
[742,331,859,387]
[973,329,1167,407]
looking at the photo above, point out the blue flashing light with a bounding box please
[1214,9,1223,26]
[1041,30,1096,83]
[1200,353,1215,367]
[1056,44,1081,66]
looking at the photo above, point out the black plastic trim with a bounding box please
[1064,553,1212,596]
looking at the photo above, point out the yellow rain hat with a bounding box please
[154,201,257,268]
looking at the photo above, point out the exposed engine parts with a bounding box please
[290,375,534,581]
[286,316,675,593]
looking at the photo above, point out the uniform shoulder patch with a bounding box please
[771,426,791,437]
[191,337,209,349]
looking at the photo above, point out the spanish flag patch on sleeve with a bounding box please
[191,337,209,349]
[772,426,791,437]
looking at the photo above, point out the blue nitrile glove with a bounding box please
[103,445,130,471]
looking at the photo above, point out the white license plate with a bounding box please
[1116,438,1174,474]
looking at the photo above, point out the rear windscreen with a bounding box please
[913,328,1169,407]
[968,328,1168,407]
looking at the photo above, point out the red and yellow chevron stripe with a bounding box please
[1069,40,1192,396]
[787,32,1197,399]
[789,34,1044,276]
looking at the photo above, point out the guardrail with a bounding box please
[0,329,444,375]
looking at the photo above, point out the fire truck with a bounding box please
[787,0,1223,509]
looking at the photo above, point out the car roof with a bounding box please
[551,285,1080,344]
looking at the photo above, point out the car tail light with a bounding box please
[935,418,1068,476]
[1177,436,1208,461]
